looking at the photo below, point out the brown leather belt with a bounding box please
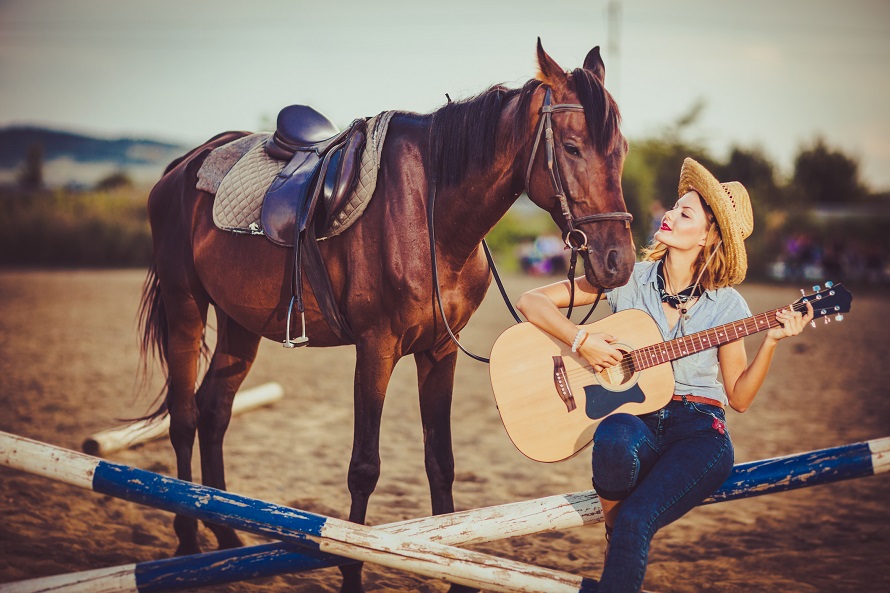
[672,395,724,410]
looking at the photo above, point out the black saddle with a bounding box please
[259,104,366,347]
[262,105,366,246]
[266,105,342,159]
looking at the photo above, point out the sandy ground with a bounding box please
[0,269,888,593]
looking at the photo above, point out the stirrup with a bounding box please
[283,295,309,348]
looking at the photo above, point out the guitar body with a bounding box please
[489,309,674,463]
[489,283,852,463]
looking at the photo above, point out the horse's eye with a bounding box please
[563,143,581,157]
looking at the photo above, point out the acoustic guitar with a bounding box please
[489,283,852,463]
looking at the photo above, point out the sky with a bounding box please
[2,0,889,190]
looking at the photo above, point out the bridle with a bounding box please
[428,85,633,362]
[524,86,632,253]
[523,86,632,318]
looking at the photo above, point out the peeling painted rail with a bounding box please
[704,435,889,504]
[0,431,599,593]
[1,434,887,593]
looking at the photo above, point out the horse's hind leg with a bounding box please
[162,283,210,556]
[195,310,262,550]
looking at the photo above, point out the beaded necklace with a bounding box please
[656,260,703,314]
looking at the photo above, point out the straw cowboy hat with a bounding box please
[678,157,754,285]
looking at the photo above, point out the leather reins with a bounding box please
[428,85,633,363]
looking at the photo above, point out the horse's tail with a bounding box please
[134,133,237,420]
[136,262,171,420]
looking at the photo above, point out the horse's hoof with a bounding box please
[174,541,201,557]
[215,531,245,550]
[338,573,365,593]
[447,585,479,593]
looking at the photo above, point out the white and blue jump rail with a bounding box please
[0,431,601,593]
[0,431,887,593]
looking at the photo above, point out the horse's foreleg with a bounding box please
[416,347,480,592]
[415,349,459,516]
[163,288,209,556]
[417,348,481,593]
[339,342,398,593]
[196,311,262,550]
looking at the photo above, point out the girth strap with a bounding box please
[299,224,355,344]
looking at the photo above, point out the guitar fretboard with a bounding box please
[630,308,787,371]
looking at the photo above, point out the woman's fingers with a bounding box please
[776,309,797,336]
[803,301,815,323]
[776,301,815,337]
[579,333,623,370]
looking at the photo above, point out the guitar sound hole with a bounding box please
[597,351,634,386]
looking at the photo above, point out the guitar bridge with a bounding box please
[552,356,577,412]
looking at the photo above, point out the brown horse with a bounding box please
[139,39,634,591]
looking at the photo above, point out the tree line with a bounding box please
[3,112,888,281]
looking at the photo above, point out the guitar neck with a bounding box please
[631,306,790,371]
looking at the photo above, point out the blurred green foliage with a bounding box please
[2,105,887,278]
[490,103,890,281]
[0,186,152,267]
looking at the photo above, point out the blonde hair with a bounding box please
[641,196,734,290]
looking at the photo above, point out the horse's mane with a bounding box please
[570,68,623,155]
[429,70,622,188]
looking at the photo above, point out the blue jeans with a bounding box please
[592,399,734,593]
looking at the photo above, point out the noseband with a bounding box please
[524,87,632,252]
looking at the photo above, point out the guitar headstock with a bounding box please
[794,281,853,325]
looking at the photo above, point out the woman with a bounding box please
[516,158,813,592]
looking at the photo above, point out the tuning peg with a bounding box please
[824,316,831,324]
[800,289,806,297]
[825,281,834,288]
[836,314,844,321]
[813,285,821,292]
[810,321,816,328]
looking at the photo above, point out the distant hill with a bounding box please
[0,126,190,187]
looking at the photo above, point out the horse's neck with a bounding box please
[385,109,525,267]
[433,165,523,266]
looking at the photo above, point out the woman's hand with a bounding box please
[578,332,624,372]
[766,301,814,343]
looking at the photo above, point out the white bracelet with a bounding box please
[571,329,587,352]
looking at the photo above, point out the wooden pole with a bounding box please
[0,431,598,593]
[81,383,284,456]
[2,434,887,593]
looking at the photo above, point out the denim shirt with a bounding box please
[605,261,752,405]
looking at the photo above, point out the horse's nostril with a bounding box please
[607,250,619,273]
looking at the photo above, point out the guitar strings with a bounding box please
[564,301,813,381]
[561,301,815,382]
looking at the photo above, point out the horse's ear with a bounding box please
[536,38,565,85]
[583,46,606,82]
